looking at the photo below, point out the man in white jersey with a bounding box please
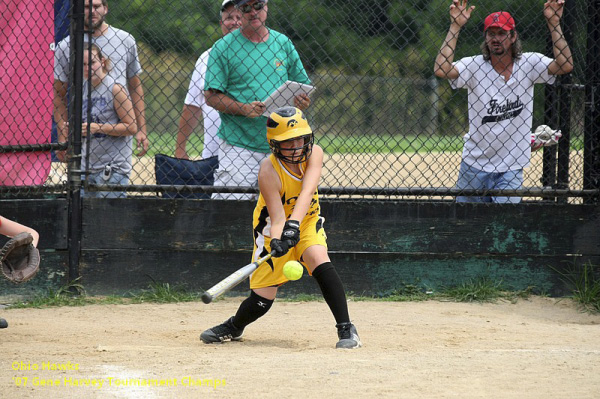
[175,0,242,161]
[53,0,149,163]
[434,0,573,203]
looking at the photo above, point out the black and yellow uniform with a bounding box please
[250,154,327,288]
[200,107,360,349]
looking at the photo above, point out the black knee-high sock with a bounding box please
[312,262,350,324]
[232,291,274,329]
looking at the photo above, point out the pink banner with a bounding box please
[0,0,54,186]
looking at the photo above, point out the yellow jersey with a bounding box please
[250,154,326,288]
[252,154,320,239]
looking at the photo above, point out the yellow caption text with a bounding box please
[11,362,225,389]
[12,377,226,389]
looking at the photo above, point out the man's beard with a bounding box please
[490,44,507,56]
[84,15,105,31]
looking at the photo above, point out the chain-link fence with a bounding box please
[1,0,598,203]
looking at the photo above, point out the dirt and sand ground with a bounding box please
[1,297,599,398]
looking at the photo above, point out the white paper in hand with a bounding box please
[262,81,315,116]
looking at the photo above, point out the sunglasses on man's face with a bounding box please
[239,2,265,13]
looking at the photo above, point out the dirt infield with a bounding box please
[1,297,599,398]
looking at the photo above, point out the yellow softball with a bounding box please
[283,260,303,281]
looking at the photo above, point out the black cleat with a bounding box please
[0,317,7,329]
[335,322,361,349]
[200,317,244,344]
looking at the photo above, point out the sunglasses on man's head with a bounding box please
[239,2,265,13]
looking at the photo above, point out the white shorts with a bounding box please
[212,141,269,200]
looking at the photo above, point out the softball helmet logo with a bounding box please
[287,119,298,128]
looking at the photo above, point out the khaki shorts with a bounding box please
[250,216,327,289]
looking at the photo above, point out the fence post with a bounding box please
[584,0,600,204]
[66,0,85,283]
[556,0,576,204]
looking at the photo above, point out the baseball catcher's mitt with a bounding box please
[1,232,40,283]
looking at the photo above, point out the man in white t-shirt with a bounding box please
[175,0,242,161]
[434,0,573,203]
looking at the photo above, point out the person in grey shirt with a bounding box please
[53,0,148,163]
[79,45,137,197]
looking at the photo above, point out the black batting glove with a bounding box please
[270,238,290,258]
[282,220,300,247]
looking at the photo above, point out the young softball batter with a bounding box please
[201,106,361,349]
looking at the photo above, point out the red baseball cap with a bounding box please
[484,11,516,31]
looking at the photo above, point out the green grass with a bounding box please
[317,134,464,154]
[8,281,198,309]
[7,278,536,309]
[441,277,505,303]
[353,282,433,302]
[281,279,533,304]
[9,279,96,308]
[143,132,468,158]
[439,277,535,303]
[144,132,463,158]
[552,261,600,313]
[129,282,200,304]
[347,278,534,303]
[144,132,205,158]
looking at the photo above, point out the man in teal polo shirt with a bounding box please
[204,0,311,200]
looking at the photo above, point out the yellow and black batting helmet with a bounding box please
[266,107,314,164]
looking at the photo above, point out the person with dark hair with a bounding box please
[200,107,361,349]
[434,0,573,203]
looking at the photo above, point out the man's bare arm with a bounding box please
[204,89,265,118]
[128,75,149,156]
[545,0,573,75]
[53,80,69,162]
[434,0,475,79]
[175,104,202,159]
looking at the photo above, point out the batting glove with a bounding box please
[282,220,301,247]
[531,125,562,151]
[270,238,290,258]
